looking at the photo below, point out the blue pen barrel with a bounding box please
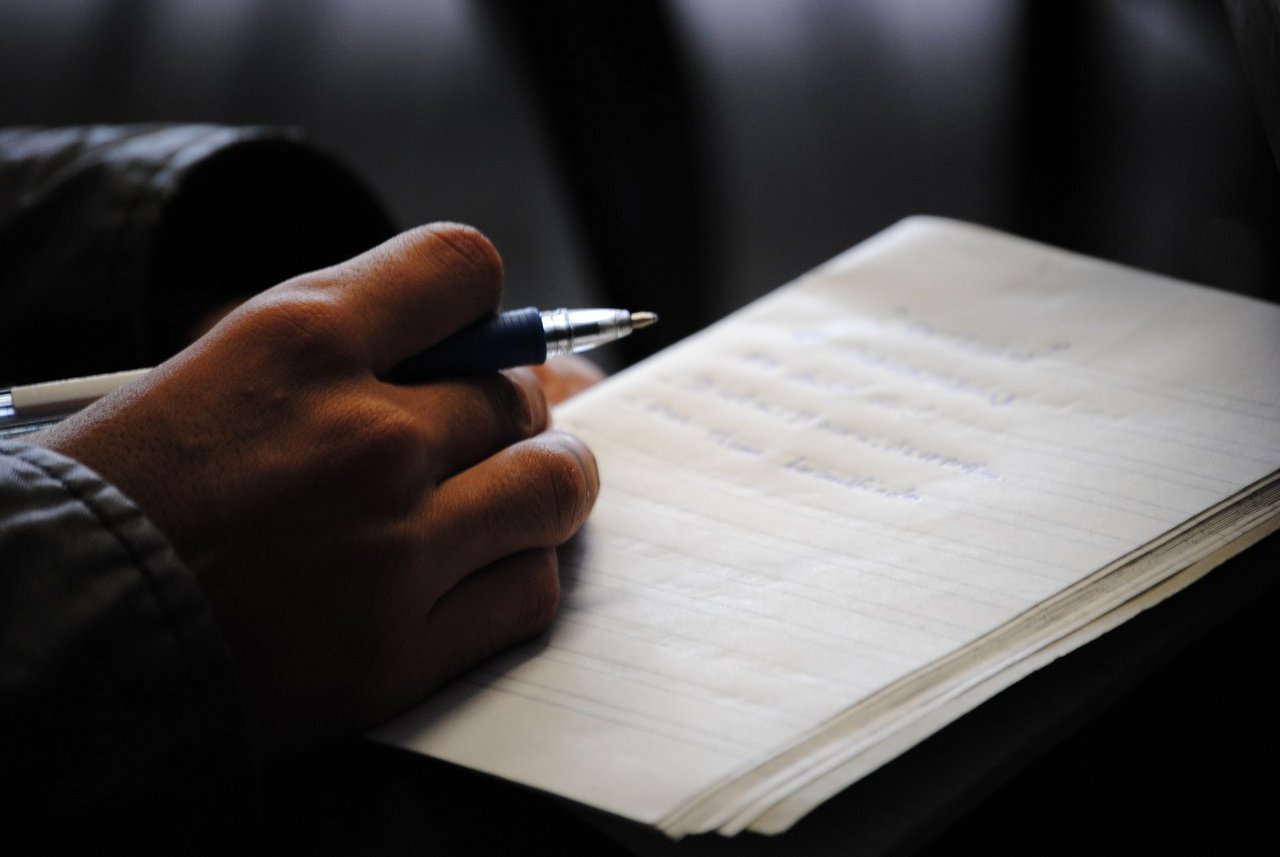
[388,306,547,380]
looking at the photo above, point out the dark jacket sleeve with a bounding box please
[0,124,395,387]
[0,439,257,834]
[0,125,396,844]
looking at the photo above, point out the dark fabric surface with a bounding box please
[0,439,257,850]
[1225,0,1280,174]
[0,124,395,387]
[0,124,398,851]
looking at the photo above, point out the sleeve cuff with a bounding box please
[0,439,259,824]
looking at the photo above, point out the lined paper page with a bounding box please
[369,217,1280,833]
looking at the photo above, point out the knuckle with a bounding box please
[492,552,560,646]
[354,413,431,488]
[240,289,352,365]
[484,373,547,440]
[528,443,593,542]
[478,553,560,657]
[352,403,423,461]
[522,552,562,630]
[318,398,426,497]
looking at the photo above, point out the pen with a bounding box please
[387,306,658,379]
[0,306,658,437]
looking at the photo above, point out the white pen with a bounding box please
[0,368,152,437]
[0,307,657,438]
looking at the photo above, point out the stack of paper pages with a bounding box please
[371,217,1280,840]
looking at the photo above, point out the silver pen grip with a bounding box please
[541,308,639,357]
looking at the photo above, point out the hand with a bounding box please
[36,224,600,755]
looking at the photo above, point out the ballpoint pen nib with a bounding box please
[630,311,659,330]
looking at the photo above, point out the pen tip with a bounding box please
[631,311,659,330]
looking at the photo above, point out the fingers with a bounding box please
[426,430,599,582]
[390,367,550,482]
[292,223,506,374]
[406,548,563,694]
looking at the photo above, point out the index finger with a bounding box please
[301,223,506,375]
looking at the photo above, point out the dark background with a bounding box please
[3,0,1277,367]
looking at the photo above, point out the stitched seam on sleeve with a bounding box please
[13,449,213,715]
